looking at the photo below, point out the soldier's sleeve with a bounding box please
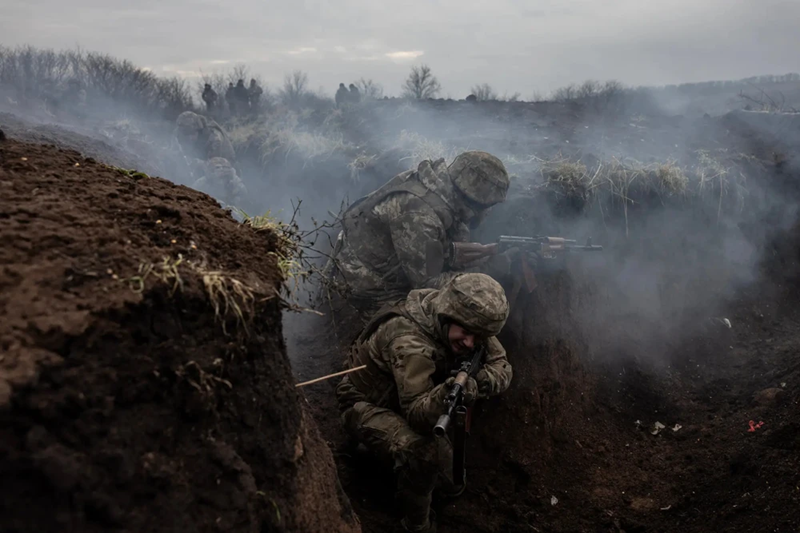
[385,196,462,289]
[386,334,449,434]
[479,336,513,396]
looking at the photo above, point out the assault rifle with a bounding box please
[426,235,603,304]
[433,343,486,488]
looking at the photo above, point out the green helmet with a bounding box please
[433,273,509,338]
[175,111,207,134]
[448,151,509,207]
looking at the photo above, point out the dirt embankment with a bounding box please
[0,136,360,532]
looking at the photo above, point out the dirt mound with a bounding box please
[0,138,360,532]
[0,111,196,188]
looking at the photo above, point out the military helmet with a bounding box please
[175,111,207,133]
[434,273,509,338]
[448,151,509,207]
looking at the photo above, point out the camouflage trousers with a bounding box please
[337,377,453,531]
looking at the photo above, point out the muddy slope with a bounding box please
[0,137,360,533]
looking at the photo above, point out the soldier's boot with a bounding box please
[435,472,466,499]
[400,509,437,533]
[433,435,464,499]
[396,454,438,533]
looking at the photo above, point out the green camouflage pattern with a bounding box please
[334,156,508,317]
[335,274,513,530]
[191,157,248,207]
[175,111,237,163]
[448,151,509,207]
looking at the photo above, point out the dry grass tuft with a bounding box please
[347,153,379,182]
[198,267,257,335]
[127,254,185,295]
[126,253,270,336]
[396,130,467,167]
[541,150,750,234]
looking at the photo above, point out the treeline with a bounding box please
[0,45,195,120]
[2,45,798,125]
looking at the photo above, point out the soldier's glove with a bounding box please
[475,369,495,399]
[444,376,479,406]
[483,247,520,280]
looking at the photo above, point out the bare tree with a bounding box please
[402,64,441,99]
[551,83,578,102]
[500,91,521,102]
[355,77,384,99]
[226,64,250,85]
[470,83,497,101]
[280,70,309,105]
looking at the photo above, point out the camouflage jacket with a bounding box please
[205,122,236,163]
[336,287,513,435]
[191,157,247,207]
[336,159,472,302]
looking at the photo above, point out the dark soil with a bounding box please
[0,138,360,533]
[0,111,192,187]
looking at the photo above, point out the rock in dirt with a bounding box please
[0,138,361,533]
[0,128,6,141]
[753,387,788,407]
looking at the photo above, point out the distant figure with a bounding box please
[248,79,263,113]
[335,83,349,108]
[234,79,249,115]
[174,111,237,164]
[225,82,236,115]
[348,83,361,104]
[202,83,218,113]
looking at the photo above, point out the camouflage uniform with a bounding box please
[332,151,510,320]
[175,111,237,164]
[191,157,248,207]
[335,273,513,533]
[175,111,244,206]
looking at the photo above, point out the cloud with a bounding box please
[3,0,799,97]
[286,47,318,55]
[385,50,425,61]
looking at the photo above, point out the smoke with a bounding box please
[2,49,798,372]
[218,97,799,372]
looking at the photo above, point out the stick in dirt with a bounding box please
[295,365,367,388]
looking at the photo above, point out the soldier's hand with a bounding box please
[484,247,519,279]
[443,376,478,405]
[464,377,479,405]
[476,369,494,399]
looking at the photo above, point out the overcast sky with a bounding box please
[3,0,799,98]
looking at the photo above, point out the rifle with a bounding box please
[433,343,486,489]
[426,235,603,304]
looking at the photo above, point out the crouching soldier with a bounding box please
[191,157,248,208]
[335,273,513,532]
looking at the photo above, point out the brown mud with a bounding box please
[0,137,360,533]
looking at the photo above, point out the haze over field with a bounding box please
[4,0,800,96]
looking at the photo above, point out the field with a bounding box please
[1,46,799,533]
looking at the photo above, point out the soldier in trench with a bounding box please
[327,150,517,321]
[173,111,246,207]
[335,272,513,533]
